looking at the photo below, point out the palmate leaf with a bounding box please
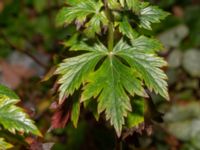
[0,85,41,136]
[56,37,168,136]
[56,0,108,37]
[0,138,13,150]
[56,0,169,136]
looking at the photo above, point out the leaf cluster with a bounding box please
[55,0,169,136]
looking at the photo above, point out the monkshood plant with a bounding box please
[55,0,169,136]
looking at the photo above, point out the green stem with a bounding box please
[108,22,114,52]
[104,0,114,52]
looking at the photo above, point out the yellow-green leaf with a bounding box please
[0,85,42,137]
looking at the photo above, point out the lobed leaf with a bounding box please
[119,0,140,12]
[0,84,41,137]
[115,40,169,100]
[139,4,170,30]
[57,37,169,136]
[71,95,81,128]
[82,57,145,136]
[55,43,106,103]
[107,0,121,9]
[84,12,108,37]
[130,36,163,53]
[118,16,139,40]
[0,138,13,150]
[0,85,19,100]
[56,0,108,36]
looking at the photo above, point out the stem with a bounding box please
[115,135,123,150]
[104,0,114,52]
[108,23,114,52]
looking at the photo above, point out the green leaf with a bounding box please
[56,0,108,36]
[119,0,125,7]
[56,0,169,137]
[127,0,140,12]
[57,37,168,136]
[0,138,13,150]
[84,12,108,37]
[130,36,163,53]
[71,95,81,128]
[119,0,140,12]
[115,40,169,100]
[55,42,106,103]
[0,85,41,137]
[126,98,144,128]
[0,85,19,100]
[129,0,141,12]
[118,16,139,40]
[107,0,121,9]
[139,4,170,30]
[66,0,83,6]
[82,57,146,136]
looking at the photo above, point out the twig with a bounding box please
[0,31,48,69]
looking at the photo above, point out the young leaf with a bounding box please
[118,16,139,40]
[138,4,170,30]
[84,12,108,37]
[0,84,41,136]
[119,0,140,12]
[0,138,13,150]
[107,0,121,9]
[56,0,108,36]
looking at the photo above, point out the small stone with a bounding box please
[158,24,189,49]
[167,49,183,68]
[183,49,200,77]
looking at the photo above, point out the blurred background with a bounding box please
[0,0,200,150]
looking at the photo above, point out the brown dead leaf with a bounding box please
[51,99,71,129]
[25,137,42,150]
